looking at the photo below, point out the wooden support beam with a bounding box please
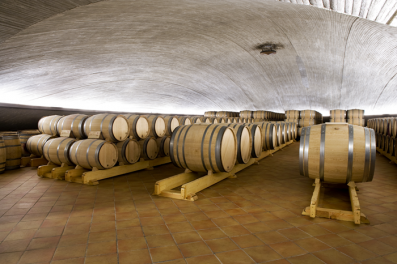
[348,181,361,224]
[52,165,75,180]
[30,157,48,167]
[310,178,321,218]
[37,164,57,178]
[20,157,31,167]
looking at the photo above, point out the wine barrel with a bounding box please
[271,123,282,146]
[43,137,77,166]
[330,109,346,119]
[157,136,171,157]
[240,110,253,119]
[380,134,385,150]
[191,116,203,124]
[27,134,55,157]
[277,122,287,144]
[299,124,375,183]
[255,122,276,150]
[38,115,63,136]
[300,110,318,119]
[285,110,300,119]
[3,133,22,170]
[253,111,267,119]
[299,119,316,127]
[178,117,192,126]
[219,123,252,164]
[170,124,237,173]
[216,118,226,123]
[139,137,158,160]
[143,115,166,138]
[385,136,390,153]
[245,124,263,158]
[216,111,234,118]
[69,139,117,169]
[288,122,298,140]
[375,133,381,148]
[18,130,40,157]
[162,116,180,136]
[116,138,141,164]
[225,118,233,123]
[56,114,89,139]
[347,119,365,126]
[298,127,303,137]
[285,123,291,141]
[330,118,346,123]
[0,137,6,173]
[84,114,129,142]
[123,114,150,140]
[347,109,364,119]
[392,118,397,138]
[204,111,217,117]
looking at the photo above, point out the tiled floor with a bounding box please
[0,143,396,264]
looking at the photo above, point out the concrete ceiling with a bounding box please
[0,0,396,115]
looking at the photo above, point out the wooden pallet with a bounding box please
[302,179,369,224]
[64,156,171,185]
[37,162,75,179]
[154,140,293,201]
[377,148,396,164]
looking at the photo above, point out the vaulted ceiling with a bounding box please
[0,0,396,115]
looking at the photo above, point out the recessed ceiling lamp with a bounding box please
[260,44,276,55]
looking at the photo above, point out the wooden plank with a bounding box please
[310,178,321,218]
[37,164,57,177]
[302,206,369,224]
[20,157,31,167]
[30,157,48,167]
[149,156,171,167]
[154,172,198,195]
[52,166,75,180]
[65,168,87,182]
[348,181,361,224]
[181,171,231,199]
[158,190,184,200]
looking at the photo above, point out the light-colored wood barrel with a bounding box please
[178,117,192,126]
[139,137,158,160]
[300,110,318,119]
[385,136,390,153]
[285,123,291,141]
[43,137,77,166]
[245,124,263,158]
[218,123,252,164]
[271,123,282,146]
[287,122,298,140]
[330,118,347,123]
[285,110,300,119]
[3,133,22,170]
[56,114,89,139]
[379,134,385,150]
[191,116,203,124]
[240,110,253,119]
[375,133,381,148]
[298,127,303,137]
[69,139,118,169]
[253,111,267,119]
[84,114,129,142]
[144,115,166,138]
[38,115,63,136]
[386,136,391,153]
[347,119,365,126]
[123,114,150,140]
[162,116,180,136]
[215,118,226,123]
[157,137,171,157]
[0,137,6,173]
[330,110,346,119]
[299,119,316,127]
[393,137,397,157]
[299,124,376,183]
[204,111,217,117]
[216,111,235,118]
[392,118,397,138]
[225,118,233,123]
[277,122,287,144]
[116,138,141,164]
[347,109,364,119]
[18,130,40,157]
[255,122,276,150]
[27,134,55,157]
[170,124,237,173]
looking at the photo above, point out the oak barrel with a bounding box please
[157,136,171,157]
[299,124,376,183]
[299,119,316,127]
[43,137,77,166]
[162,116,180,136]
[18,130,40,157]
[277,122,287,144]
[116,138,141,164]
[139,137,158,160]
[285,110,300,119]
[170,124,237,173]
[386,136,391,153]
[300,110,318,119]
[246,124,263,158]
[84,114,129,142]
[240,111,253,119]
[57,114,89,139]
[0,137,6,173]
[3,133,22,170]
[216,118,226,123]
[253,111,267,119]
[347,109,364,119]
[204,111,217,117]
[330,118,346,123]
[123,114,150,140]
[255,122,276,150]
[69,139,118,169]
[144,115,166,138]
[27,134,55,157]
[219,123,252,164]
[191,116,203,124]
[347,118,365,127]
[330,110,346,119]
[38,115,63,136]
[178,117,192,126]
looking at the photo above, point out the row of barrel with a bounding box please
[204,110,286,121]
[377,133,396,156]
[330,109,365,126]
[367,118,397,137]
[170,121,297,173]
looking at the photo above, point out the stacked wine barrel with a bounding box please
[330,109,346,123]
[347,109,365,126]
[367,117,397,156]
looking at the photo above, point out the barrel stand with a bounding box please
[302,179,369,224]
[154,140,293,201]
[22,155,48,167]
[37,162,75,179]
[376,147,396,164]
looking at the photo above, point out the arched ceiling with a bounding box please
[0,0,396,115]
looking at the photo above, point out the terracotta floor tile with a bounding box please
[117,227,144,239]
[270,241,307,258]
[357,226,390,238]
[232,234,265,248]
[212,217,239,227]
[221,225,250,237]
[140,216,165,226]
[272,210,297,219]
[378,236,397,250]
[66,216,92,226]
[163,213,187,224]
[216,249,255,264]
[116,219,140,229]
[62,223,90,236]
[14,220,43,230]
[146,234,176,248]
[361,257,395,264]
[243,221,273,233]
[58,234,88,247]
[173,231,202,244]
[359,239,397,255]
[252,212,280,222]
[168,222,194,233]
[198,205,219,212]
[204,210,229,219]
[190,220,217,230]
[216,203,239,210]
[142,224,170,236]
[185,254,221,264]
[87,241,117,256]
[287,254,325,264]
[85,253,118,264]
[319,221,353,233]
[316,234,354,247]
[118,237,148,252]
[119,249,152,264]
[19,247,56,264]
[298,224,331,237]
[256,231,290,244]
[27,236,60,250]
[313,248,354,264]
[0,251,23,264]
[184,212,209,222]
[244,245,283,263]
[138,209,161,218]
[206,238,239,252]
[90,221,116,232]
[374,223,397,234]
[232,214,259,225]
[179,241,212,258]
[285,217,312,227]
[338,244,379,261]
[197,228,227,240]
[88,231,116,243]
[5,229,37,241]
[384,252,397,263]
[263,219,294,230]
[159,207,182,215]
[224,208,247,216]
[150,245,183,263]
[53,244,86,260]
[278,228,312,240]
[294,237,330,252]
[0,239,31,253]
